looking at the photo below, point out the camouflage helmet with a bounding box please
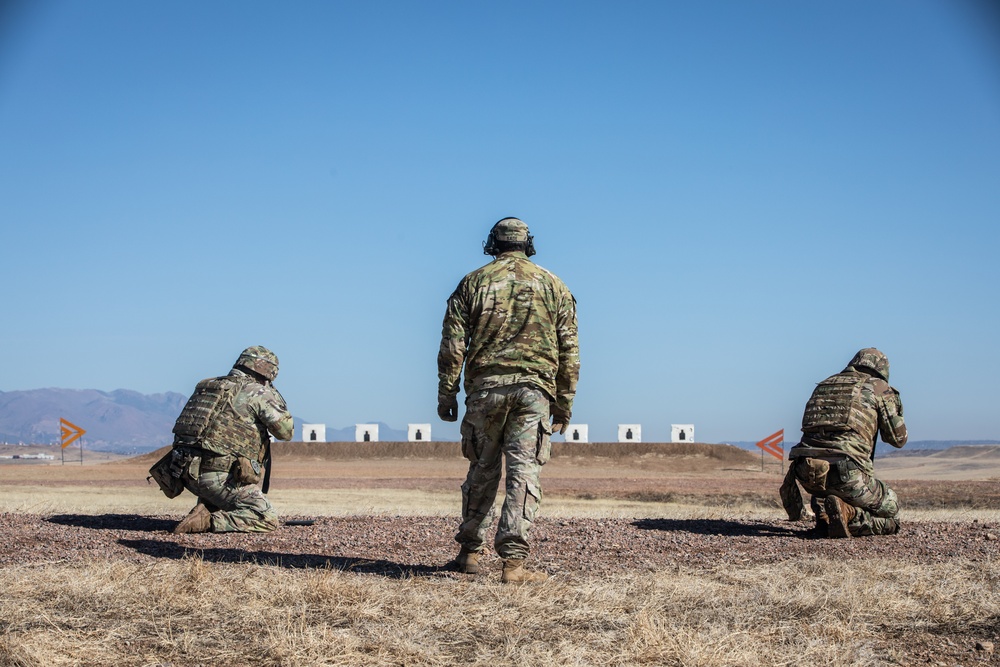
[234,345,279,381]
[847,347,890,381]
[483,217,535,257]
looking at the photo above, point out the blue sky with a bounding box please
[2,1,998,443]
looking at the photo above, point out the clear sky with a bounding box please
[2,1,998,443]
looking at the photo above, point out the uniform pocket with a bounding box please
[186,453,201,479]
[460,480,471,518]
[523,481,542,522]
[535,420,552,466]
[460,421,476,462]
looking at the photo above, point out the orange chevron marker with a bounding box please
[59,418,86,449]
[755,429,784,461]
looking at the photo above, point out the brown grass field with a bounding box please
[1,441,999,666]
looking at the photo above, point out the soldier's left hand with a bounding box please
[438,395,459,422]
[550,405,571,434]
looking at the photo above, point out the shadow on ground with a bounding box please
[40,514,457,578]
[46,513,176,532]
[632,517,819,539]
[46,513,320,532]
[117,538,455,579]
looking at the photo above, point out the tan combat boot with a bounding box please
[174,503,212,534]
[501,559,548,584]
[813,503,829,535]
[454,547,481,574]
[825,496,857,539]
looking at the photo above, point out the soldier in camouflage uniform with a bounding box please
[438,217,579,583]
[170,346,294,534]
[781,348,908,538]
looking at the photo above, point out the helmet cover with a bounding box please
[484,217,535,256]
[234,345,279,381]
[491,217,529,243]
[847,347,890,381]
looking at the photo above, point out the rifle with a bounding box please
[261,438,272,494]
[261,378,285,495]
[870,423,879,466]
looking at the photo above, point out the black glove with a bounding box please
[438,395,459,422]
[550,405,571,435]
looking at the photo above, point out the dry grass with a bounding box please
[1,556,996,666]
[4,446,1000,665]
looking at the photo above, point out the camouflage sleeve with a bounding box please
[253,384,294,441]
[437,285,468,399]
[877,385,908,448]
[554,289,580,416]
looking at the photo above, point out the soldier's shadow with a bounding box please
[632,517,818,539]
[47,513,176,532]
[117,538,453,579]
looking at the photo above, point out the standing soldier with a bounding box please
[781,348,908,537]
[150,346,293,534]
[438,217,580,583]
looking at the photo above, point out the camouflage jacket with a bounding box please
[438,251,580,416]
[790,367,907,473]
[195,369,293,460]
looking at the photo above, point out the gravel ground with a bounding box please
[2,512,997,577]
[5,512,999,665]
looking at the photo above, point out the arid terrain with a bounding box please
[1,441,999,666]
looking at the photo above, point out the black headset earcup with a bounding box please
[483,232,497,255]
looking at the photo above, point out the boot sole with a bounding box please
[825,496,852,539]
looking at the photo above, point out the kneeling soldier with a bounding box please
[782,348,908,537]
[151,346,293,533]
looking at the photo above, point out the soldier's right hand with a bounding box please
[437,395,459,422]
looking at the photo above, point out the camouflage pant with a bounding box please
[792,458,900,536]
[181,451,278,533]
[455,384,552,560]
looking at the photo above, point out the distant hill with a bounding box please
[0,389,411,454]
[324,423,409,442]
[728,439,1000,456]
[0,388,188,454]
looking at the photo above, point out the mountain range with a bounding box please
[0,388,411,454]
[0,388,188,454]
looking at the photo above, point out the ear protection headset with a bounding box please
[482,217,536,257]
